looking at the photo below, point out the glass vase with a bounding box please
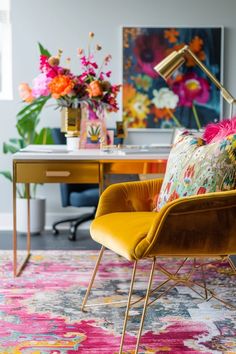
[79,103,107,149]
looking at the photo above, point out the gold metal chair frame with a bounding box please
[82,246,236,354]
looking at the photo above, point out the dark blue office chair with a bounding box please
[51,128,99,241]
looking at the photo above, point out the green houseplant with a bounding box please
[1,96,53,197]
[1,97,53,233]
[0,44,53,233]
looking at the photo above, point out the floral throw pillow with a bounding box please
[156,131,236,211]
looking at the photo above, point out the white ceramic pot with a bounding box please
[16,198,46,234]
[66,135,80,150]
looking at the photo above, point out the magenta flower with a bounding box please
[171,72,210,107]
[32,73,52,98]
[106,70,111,78]
[39,55,51,72]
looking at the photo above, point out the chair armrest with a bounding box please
[95,178,163,218]
[144,190,236,257]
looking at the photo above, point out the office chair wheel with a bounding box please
[69,224,77,241]
[52,227,59,235]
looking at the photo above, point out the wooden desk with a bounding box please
[12,145,169,276]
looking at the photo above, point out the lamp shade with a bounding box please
[154,49,186,80]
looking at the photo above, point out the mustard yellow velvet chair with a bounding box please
[81,178,236,354]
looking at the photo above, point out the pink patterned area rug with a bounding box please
[0,250,236,353]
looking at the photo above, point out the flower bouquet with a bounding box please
[19,32,121,148]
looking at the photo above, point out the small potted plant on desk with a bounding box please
[0,92,53,234]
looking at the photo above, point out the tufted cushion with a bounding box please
[156,131,236,211]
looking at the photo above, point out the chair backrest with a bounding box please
[145,189,236,257]
[51,128,67,145]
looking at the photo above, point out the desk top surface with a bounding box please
[13,145,171,161]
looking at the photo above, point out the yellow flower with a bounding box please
[128,92,151,120]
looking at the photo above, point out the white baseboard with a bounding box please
[0,210,92,230]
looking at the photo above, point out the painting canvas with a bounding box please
[122,27,223,130]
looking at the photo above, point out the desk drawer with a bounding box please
[15,161,100,183]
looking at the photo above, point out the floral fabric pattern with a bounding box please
[0,251,236,352]
[156,132,236,211]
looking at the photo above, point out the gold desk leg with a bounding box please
[135,257,156,354]
[26,183,31,255]
[119,260,138,354]
[99,162,105,193]
[81,245,105,311]
[13,178,31,277]
[13,163,17,277]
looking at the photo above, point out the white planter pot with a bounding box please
[16,198,46,234]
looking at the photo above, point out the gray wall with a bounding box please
[1,0,236,226]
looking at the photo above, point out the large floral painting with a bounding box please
[122,27,223,129]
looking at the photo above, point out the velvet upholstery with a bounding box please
[91,178,236,261]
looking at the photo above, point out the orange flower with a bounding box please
[87,80,103,98]
[190,36,204,53]
[151,106,173,121]
[187,36,206,67]
[18,83,34,103]
[122,83,136,109]
[164,28,179,43]
[48,75,74,99]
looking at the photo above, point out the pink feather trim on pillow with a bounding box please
[203,116,236,143]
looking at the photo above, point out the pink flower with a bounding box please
[32,73,52,98]
[171,72,210,107]
[99,73,105,80]
[40,54,66,79]
[39,55,51,72]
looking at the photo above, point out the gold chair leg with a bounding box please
[135,257,156,354]
[81,245,105,311]
[228,256,236,273]
[119,260,138,354]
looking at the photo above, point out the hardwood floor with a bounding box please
[1,229,235,266]
[0,229,100,250]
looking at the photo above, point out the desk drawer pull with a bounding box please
[46,171,71,177]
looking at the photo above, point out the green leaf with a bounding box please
[17,96,50,120]
[9,138,19,144]
[3,141,21,154]
[34,127,53,145]
[0,171,13,182]
[16,96,50,143]
[38,42,51,57]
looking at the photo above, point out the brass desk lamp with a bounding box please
[154,45,236,118]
